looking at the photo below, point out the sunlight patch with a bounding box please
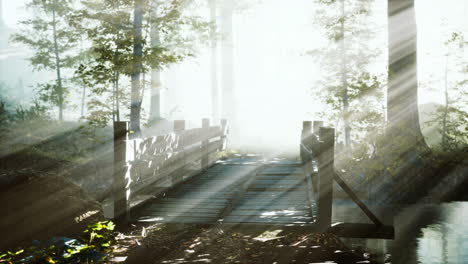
[253,229,284,242]
[74,210,99,223]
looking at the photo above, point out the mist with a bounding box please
[1,0,468,262]
[1,0,466,154]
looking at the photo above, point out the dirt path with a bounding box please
[114,223,380,264]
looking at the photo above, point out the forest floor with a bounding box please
[0,121,112,251]
[115,222,383,264]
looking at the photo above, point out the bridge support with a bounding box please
[301,120,394,239]
[201,118,210,169]
[113,121,129,221]
[317,127,335,230]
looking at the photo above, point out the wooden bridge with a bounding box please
[112,120,394,239]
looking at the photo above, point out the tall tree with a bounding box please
[0,0,4,28]
[13,0,79,120]
[209,0,219,124]
[312,0,383,147]
[387,0,425,145]
[220,0,235,127]
[130,0,144,134]
[74,0,212,129]
[425,32,468,151]
[72,0,132,125]
[149,3,162,121]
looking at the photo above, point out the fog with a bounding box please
[0,0,467,154]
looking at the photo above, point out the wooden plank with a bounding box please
[246,187,308,192]
[178,126,223,149]
[231,214,312,219]
[131,126,222,160]
[228,210,310,217]
[235,204,310,209]
[240,199,308,204]
[333,172,383,226]
[256,172,303,176]
[252,181,307,189]
[239,200,308,205]
[154,197,229,203]
[240,194,309,199]
[146,204,227,209]
[255,175,305,179]
[136,217,218,223]
[129,140,224,196]
[250,184,306,189]
[152,198,228,207]
[238,199,309,204]
[260,167,303,173]
[222,216,314,223]
[140,207,222,214]
[243,192,308,198]
[141,211,221,218]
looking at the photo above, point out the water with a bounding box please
[336,202,468,264]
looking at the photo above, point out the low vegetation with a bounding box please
[0,221,116,264]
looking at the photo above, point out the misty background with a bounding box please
[1,0,467,153]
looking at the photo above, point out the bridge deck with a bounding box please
[133,158,317,226]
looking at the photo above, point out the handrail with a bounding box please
[113,119,228,220]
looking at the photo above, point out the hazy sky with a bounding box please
[3,0,28,28]
[1,0,467,151]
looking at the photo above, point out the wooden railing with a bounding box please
[300,121,334,228]
[113,119,228,219]
[300,120,394,239]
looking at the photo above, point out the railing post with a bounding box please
[313,121,324,135]
[201,118,210,169]
[172,120,185,185]
[174,120,186,132]
[300,121,312,161]
[113,121,128,220]
[220,119,228,151]
[317,127,335,229]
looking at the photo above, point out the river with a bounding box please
[335,201,468,263]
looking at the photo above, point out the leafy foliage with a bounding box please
[424,32,468,151]
[310,0,385,147]
[11,0,81,120]
[69,0,212,127]
[0,221,116,264]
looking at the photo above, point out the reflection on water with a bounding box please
[336,202,468,264]
[417,203,468,264]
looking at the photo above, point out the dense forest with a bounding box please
[0,0,466,263]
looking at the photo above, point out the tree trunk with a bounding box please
[115,71,120,121]
[209,0,219,124]
[130,0,144,135]
[340,0,351,146]
[386,0,428,185]
[149,5,162,121]
[220,0,235,128]
[387,0,425,143]
[81,84,86,118]
[52,8,64,121]
[442,54,449,150]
